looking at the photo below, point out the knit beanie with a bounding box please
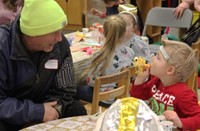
[20,0,67,36]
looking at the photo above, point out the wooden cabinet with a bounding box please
[56,0,86,30]
[137,0,161,42]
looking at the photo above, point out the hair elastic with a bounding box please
[159,46,169,60]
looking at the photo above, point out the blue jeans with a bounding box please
[75,85,111,107]
[76,84,93,103]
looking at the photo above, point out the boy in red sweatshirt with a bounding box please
[130,39,200,131]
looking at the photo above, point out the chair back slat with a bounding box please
[91,70,130,114]
[122,66,137,91]
[98,71,129,84]
[99,86,126,101]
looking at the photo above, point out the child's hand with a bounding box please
[90,8,106,18]
[134,66,150,85]
[90,8,101,16]
[173,6,186,19]
[163,110,183,129]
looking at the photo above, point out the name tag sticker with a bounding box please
[45,59,58,69]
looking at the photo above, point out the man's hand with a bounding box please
[163,110,183,128]
[43,101,59,122]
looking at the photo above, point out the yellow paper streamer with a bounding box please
[118,97,139,131]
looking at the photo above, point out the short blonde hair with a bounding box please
[162,39,198,82]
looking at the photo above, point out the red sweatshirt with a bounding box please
[130,76,200,131]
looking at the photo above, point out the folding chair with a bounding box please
[84,70,130,115]
[121,66,137,91]
[142,7,193,53]
[142,7,193,37]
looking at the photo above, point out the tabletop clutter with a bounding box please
[94,97,157,130]
[64,23,105,87]
[95,97,175,131]
[66,23,104,56]
[21,97,175,131]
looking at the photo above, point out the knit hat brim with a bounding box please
[20,0,67,36]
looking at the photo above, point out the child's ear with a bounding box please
[132,25,137,32]
[134,25,141,35]
[167,66,175,75]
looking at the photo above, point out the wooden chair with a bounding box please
[186,68,198,96]
[187,38,200,96]
[121,66,137,91]
[85,69,130,115]
[191,38,200,62]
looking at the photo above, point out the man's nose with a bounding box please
[54,32,62,42]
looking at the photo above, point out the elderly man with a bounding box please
[0,0,86,130]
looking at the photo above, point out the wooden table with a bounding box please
[70,44,91,87]
[20,108,179,131]
[65,32,101,87]
[20,115,97,131]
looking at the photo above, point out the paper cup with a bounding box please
[82,28,89,34]
[158,115,166,122]
[160,120,173,131]
[97,25,103,34]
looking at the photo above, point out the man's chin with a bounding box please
[44,47,53,52]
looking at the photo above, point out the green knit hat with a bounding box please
[20,0,67,36]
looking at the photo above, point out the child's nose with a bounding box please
[151,55,156,61]
[151,53,155,59]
